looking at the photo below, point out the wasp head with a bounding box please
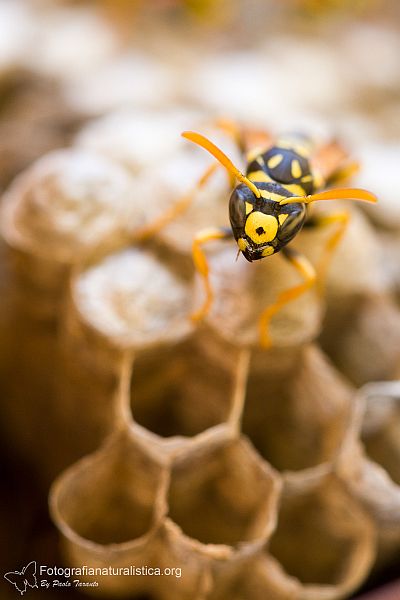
[229,183,307,262]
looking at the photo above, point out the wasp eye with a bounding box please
[277,205,307,245]
[229,184,256,241]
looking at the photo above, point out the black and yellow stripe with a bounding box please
[246,138,317,196]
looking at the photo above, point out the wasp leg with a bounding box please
[259,248,316,349]
[306,211,350,294]
[191,226,233,322]
[134,161,220,241]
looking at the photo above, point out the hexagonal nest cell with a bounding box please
[130,339,237,439]
[1,6,400,599]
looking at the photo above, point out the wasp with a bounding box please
[181,125,377,347]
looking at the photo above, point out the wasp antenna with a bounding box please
[182,131,261,198]
[279,187,377,206]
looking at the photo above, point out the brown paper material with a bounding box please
[0,148,137,481]
[56,246,194,466]
[267,474,376,600]
[242,344,354,479]
[50,425,170,597]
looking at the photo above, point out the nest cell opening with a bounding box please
[130,341,234,438]
[74,247,191,348]
[241,347,352,473]
[362,394,400,486]
[269,482,366,586]
[55,435,163,545]
[168,439,278,547]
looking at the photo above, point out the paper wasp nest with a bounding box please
[1,107,400,600]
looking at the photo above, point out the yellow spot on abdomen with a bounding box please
[245,212,278,244]
[291,159,302,179]
[267,154,283,169]
[277,139,311,157]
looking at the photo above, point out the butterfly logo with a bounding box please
[4,561,38,595]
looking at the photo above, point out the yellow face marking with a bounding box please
[245,212,278,244]
[285,183,307,197]
[262,246,275,257]
[245,202,253,215]
[301,174,313,182]
[267,154,283,169]
[291,159,302,179]
[248,170,272,183]
[278,214,289,226]
[237,237,248,252]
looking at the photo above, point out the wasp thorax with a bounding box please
[263,146,311,184]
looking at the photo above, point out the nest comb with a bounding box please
[1,112,400,599]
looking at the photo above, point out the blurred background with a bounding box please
[0,0,399,598]
[0,0,399,187]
